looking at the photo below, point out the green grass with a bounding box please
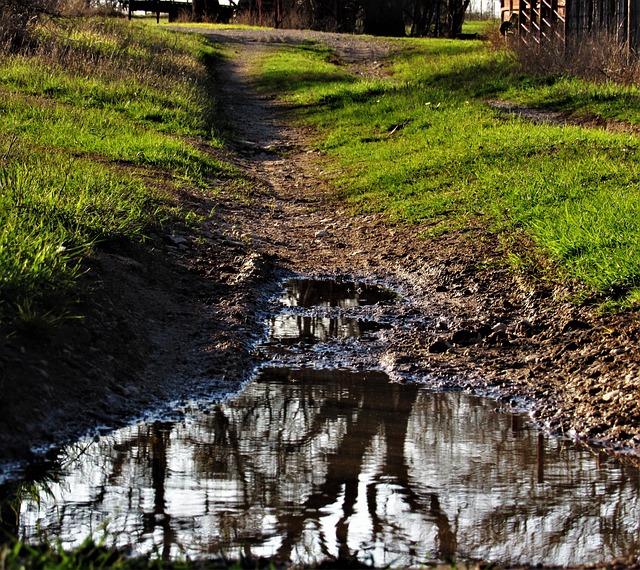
[164,21,269,30]
[254,38,640,307]
[461,19,498,35]
[257,42,357,102]
[0,17,238,330]
[1,539,262,569]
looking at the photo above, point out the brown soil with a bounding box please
[2,28,640,481]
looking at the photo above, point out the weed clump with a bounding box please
[0,0,59,53]
[507,31,640,85]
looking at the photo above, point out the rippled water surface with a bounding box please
[12,367,640,567]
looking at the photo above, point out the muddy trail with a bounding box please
[2,27,640,489]
[192,29,640,457]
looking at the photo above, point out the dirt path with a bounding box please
[2,28,640,475]
[202,28,640,461]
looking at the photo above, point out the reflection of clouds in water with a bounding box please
[16,370,640,567]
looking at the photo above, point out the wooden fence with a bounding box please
[501,0,640,51]
[126,0,192,22]
[124,0,233,22]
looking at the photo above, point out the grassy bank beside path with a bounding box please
[255,37,640,309]
[0,17,237,331]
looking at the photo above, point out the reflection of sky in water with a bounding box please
[268,315,387,344]
[16,369,640,567]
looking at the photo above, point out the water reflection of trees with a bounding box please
[13,369,640,567]
[280,279,396,308]
[268,315,386,345]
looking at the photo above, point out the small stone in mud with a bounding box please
[428,340,451,353]
[167,235,190,246]
[485,331,511,347]
[451,329,480,346]
[315,230,329,238]
[602,390,621,402]
[562,319,591,333]
[491,322,508,333]
[514,319,533,335]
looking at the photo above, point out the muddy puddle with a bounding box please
[2,277,640,567]
[263,278,394,352]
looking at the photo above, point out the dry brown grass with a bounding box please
[0,0,123,55]
[232,3,313,29]
[507,29,640,84]
[0,0,58,52]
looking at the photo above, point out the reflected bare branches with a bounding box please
[9,369,640,567]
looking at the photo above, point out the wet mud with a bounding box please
[8,279,640,567]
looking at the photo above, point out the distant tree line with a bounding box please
[0,0,471,49]
[193,0,472,38]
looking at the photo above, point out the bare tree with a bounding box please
[446,0,471,37]
[234,0,470,36]
[404,0,471,37]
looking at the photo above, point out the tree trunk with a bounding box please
[447,0,470,36]
[363,0,405,36]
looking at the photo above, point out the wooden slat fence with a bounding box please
[502,0,640,51]
[126,0,192,22]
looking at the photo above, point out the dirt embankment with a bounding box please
[2,28,640,473]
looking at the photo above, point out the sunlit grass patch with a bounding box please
[0,146,157,322]
[1,22,224,141]
[0,17,240,330]
[255,37,640,307]
[254,43,357,104]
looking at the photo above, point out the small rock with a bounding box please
[492,322,508,333]
[451,329,480,346]
[168,235,189,246]
[485,331,511,346]
[514,319,533,335]
[428,340,451,354]
[562,319,591,333]
[315,230,330,238]
[602,390,621,402]
[34,367,49,379]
